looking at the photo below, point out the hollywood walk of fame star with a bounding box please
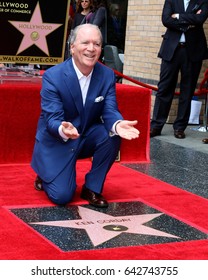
[31,206,179,246]
[8,2,62,56]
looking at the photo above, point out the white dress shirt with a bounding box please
[72,59,92,105]
[180,0,190,42]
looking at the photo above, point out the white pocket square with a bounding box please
[94,96,104,102]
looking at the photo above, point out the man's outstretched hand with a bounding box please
[116,120,140,140]
[62,121,80,139]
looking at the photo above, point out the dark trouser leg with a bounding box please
[151,59,179,130]
[173,58,202,130]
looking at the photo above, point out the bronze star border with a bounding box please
[9,201,207,251]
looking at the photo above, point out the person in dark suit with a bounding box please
[150,0,208,139]
[31,24,139,208]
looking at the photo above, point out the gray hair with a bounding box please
[70,23,103,45]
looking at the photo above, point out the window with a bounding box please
[106,0,128,52]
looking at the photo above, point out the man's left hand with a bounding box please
[116,120,140,140]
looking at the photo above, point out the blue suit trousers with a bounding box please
[42,124,121,205]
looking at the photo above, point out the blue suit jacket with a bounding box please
[31,59,123,182]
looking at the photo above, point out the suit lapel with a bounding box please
[178,0,185,12]
[85,69,101,108]
[82,63,103,131]
[63,60,84,115]
[187,0,197,12]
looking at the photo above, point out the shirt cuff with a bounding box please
[58,125,69,141]
[111,120,122,135]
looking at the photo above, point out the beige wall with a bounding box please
[124,0,208,85]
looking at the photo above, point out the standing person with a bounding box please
[65,0,93,59]
[72,0,93,29]
[150,0,208,139]
[108,3,126,52]
[32,24,139,208]
[89,0,108,46]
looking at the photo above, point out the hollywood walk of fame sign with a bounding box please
[0,0,70,65]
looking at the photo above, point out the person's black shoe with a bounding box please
[34,176,43,191]
[202,138,208,144]
[81,185,108,208]
[174,130,185,139]
[150,128,161,138]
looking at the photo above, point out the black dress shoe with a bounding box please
[81,186,108,208]
[202,138,208,144]
[34,175,43,191]
[174,130,185,139]
[150,128,161,138]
